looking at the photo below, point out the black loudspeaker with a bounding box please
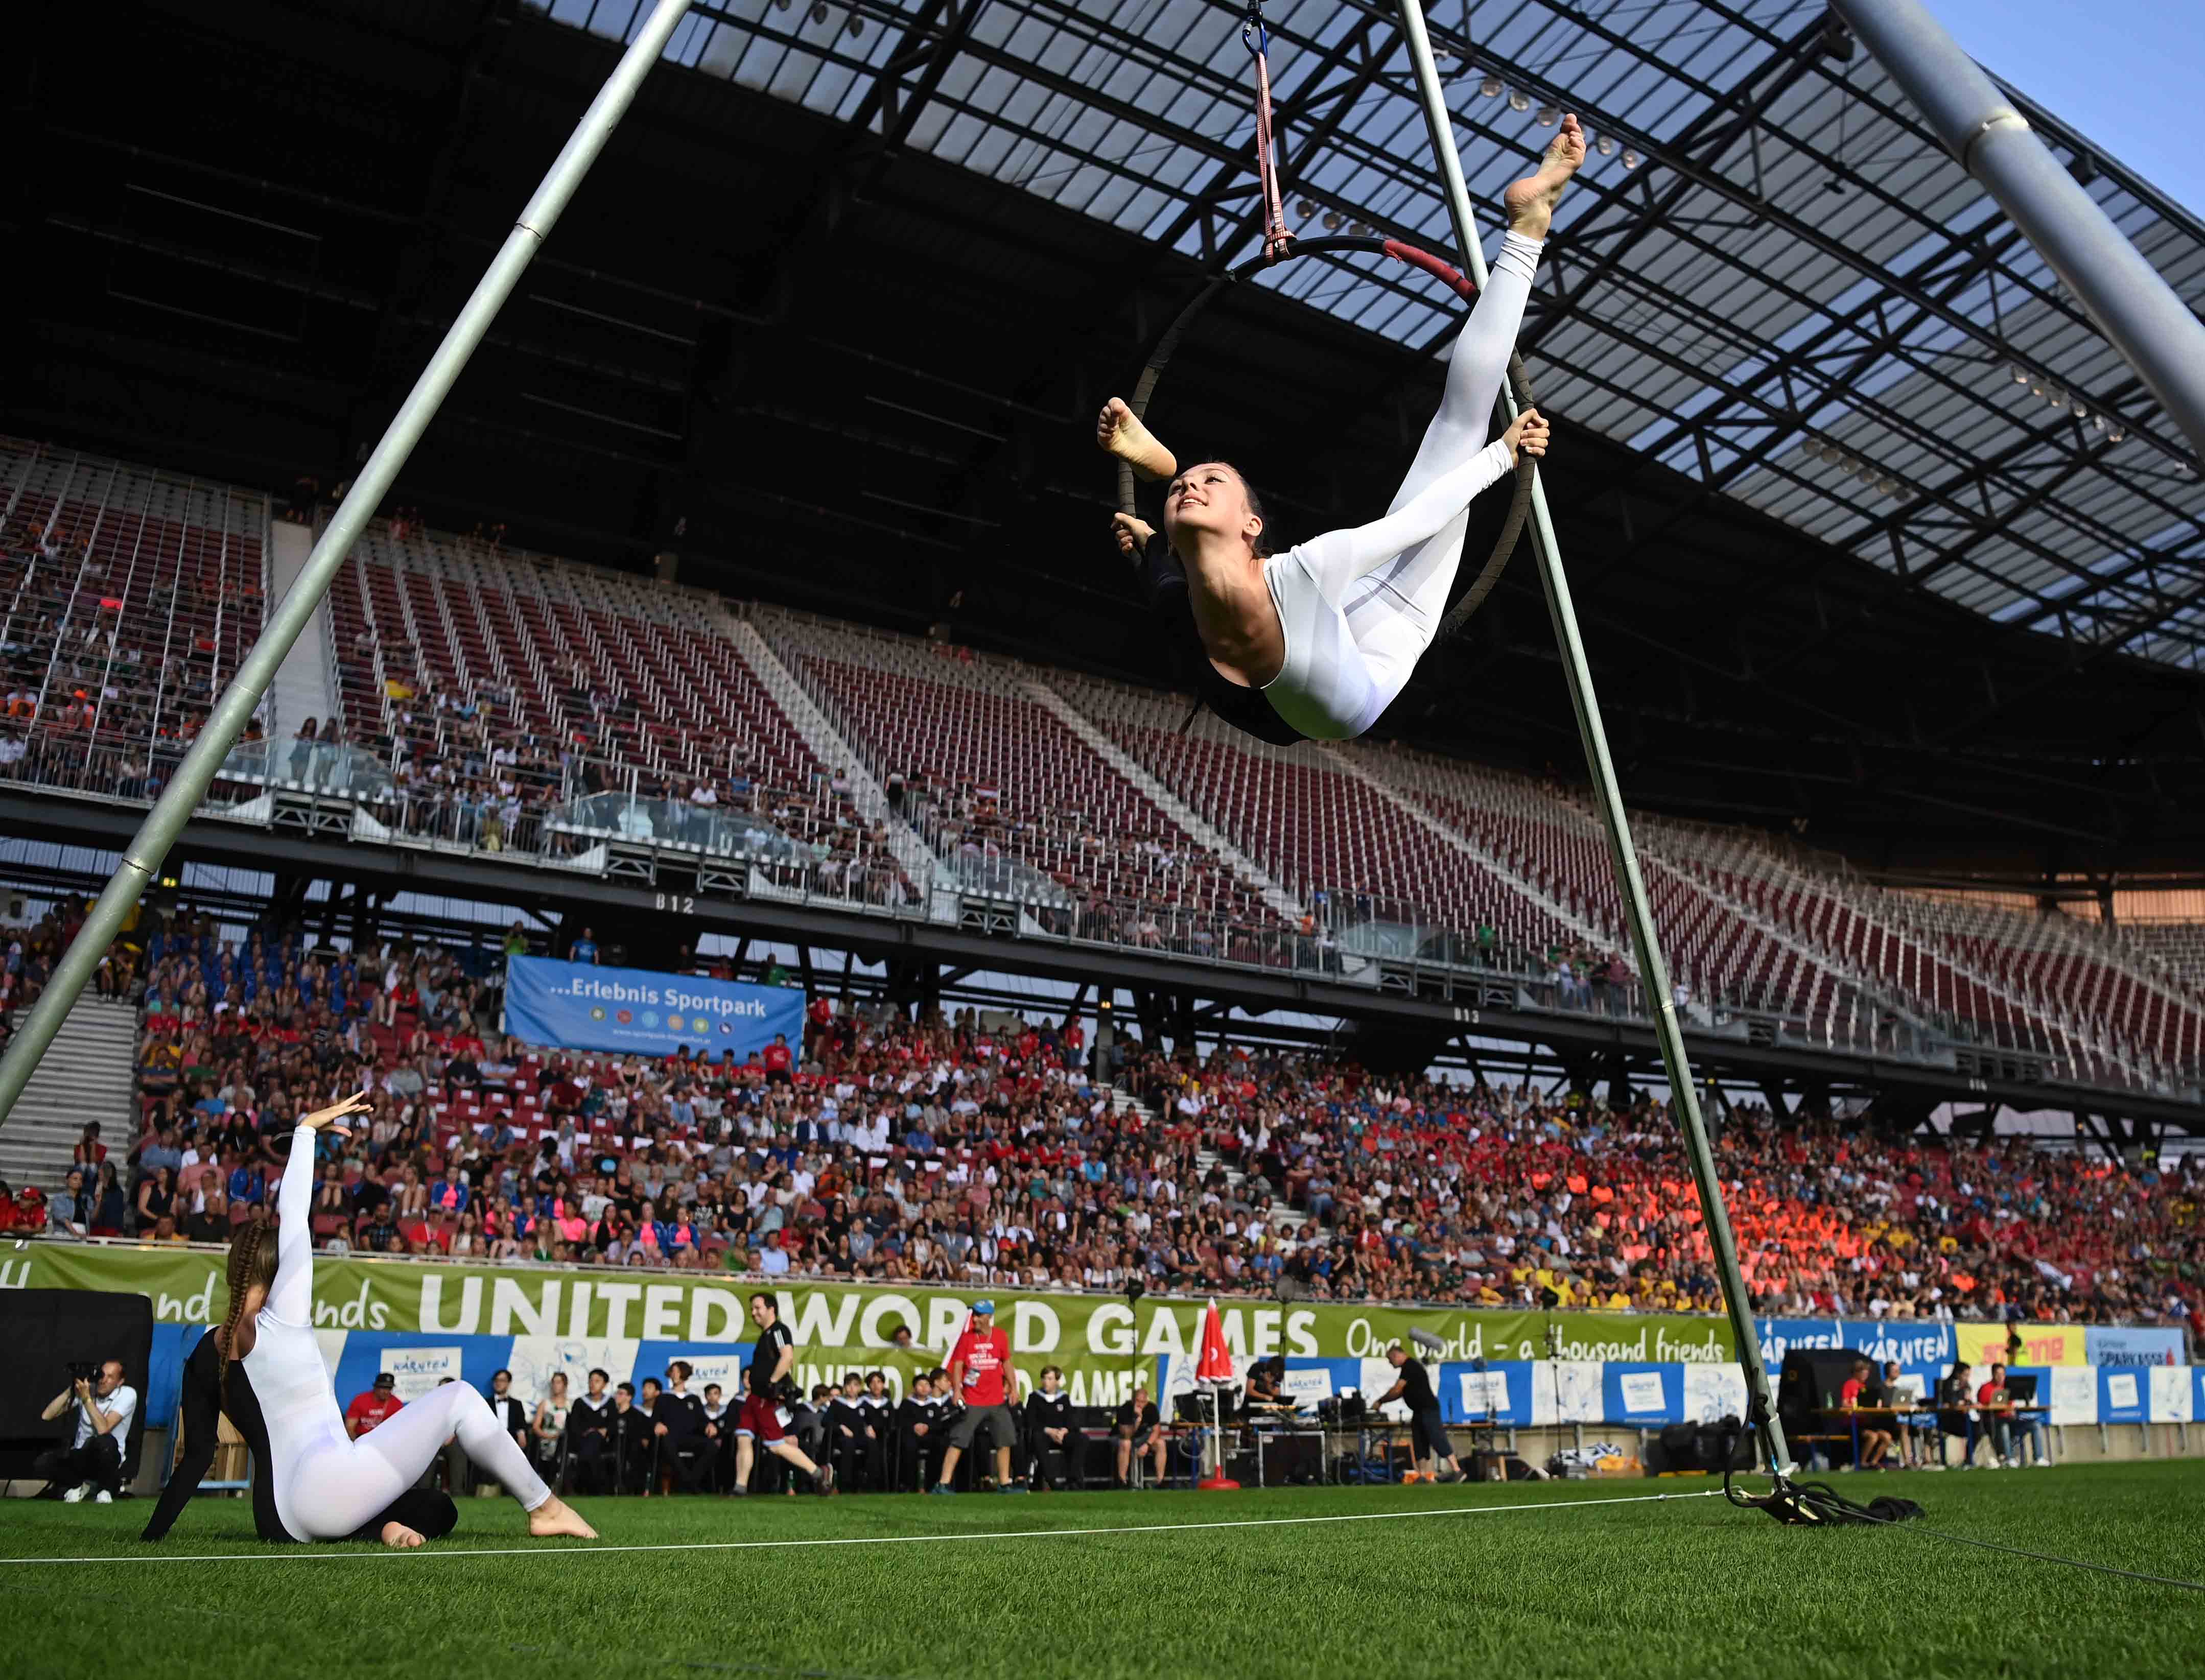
[1775,1347,1861,1436]
[0,1290,156,1483]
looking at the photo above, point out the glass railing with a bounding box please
[2,721,2188,1097]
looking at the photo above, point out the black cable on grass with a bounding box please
[1722,1468,2205,1594]
[1863,1511,2205,1594]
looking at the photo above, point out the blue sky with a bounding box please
[1927,0,2205,219]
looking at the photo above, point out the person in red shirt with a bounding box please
[761,1034,795,1085]
[344,1373,404,1439]
[931,1301,1024,1495]
[1838,1359,1893,1469]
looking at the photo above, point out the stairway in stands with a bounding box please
[1022,678,1304,925]
[0,997,137,1190]
[1329,746,1616,957]
[723,611,948,905]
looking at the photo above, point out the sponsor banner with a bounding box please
[1682,1362,1749,1425]
[1551,1360,1602,1425]
[2085,1326,2188,1368]
[2099,1367,2147,1425]
[1955,1321,2089,1367]
[1603,1363,1681,1425]
[2148,1365,2193,1425]
[1443,1362,1529,1426]
[502,954,804,1059]
[8,1243,1740,1367]
[380,1344,461,1401]
[1756,1317,1957,1369]
[2048,1365,2097,1428]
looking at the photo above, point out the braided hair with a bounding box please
[218,1221,278,1404]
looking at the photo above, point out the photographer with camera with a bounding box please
[37,1359,137,1503]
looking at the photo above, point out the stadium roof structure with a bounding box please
[12,0,2205,880]
[553,0,2205,671]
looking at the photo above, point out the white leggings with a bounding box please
[278,1379,550,1542]
[1261,230,1542,740]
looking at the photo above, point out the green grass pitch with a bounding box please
[4,1463,2201,1679]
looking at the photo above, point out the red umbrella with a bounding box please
[1195,1299,1239,1490]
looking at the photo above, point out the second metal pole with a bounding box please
[1392,0,1791,1474]
[1833,0,2205,465]
[0,0,697,1128]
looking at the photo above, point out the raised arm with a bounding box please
[267,1090,371,1325]
[1296,436,1520,600]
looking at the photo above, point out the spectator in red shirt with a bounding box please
[931,1301,1024,1495]
[345,1373,404,1439]
[1837,1358,1892,1469]
[761,1034,794,1084]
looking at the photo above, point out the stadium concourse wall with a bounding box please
[13,1244,2199,1479]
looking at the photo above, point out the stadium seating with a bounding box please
[0,436,267,796]
[757,611,1279,939]
[3,438,2201,1092]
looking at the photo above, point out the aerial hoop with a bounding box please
[1114,234,1538,639]
[1117,0,1536,640]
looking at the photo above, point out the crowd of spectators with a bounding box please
[7,910,2202,1341]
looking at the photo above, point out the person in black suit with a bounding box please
[602,1383,649,1493]
[632,1379,667,1493]
[658,1362,711,1493]
[701,1382,734,1490]
[1024,1365,1077,1490]
[860,1371,894,1490]
[898,1373,943,1492]
[826,1375,872,1491]
[569,1368,617,1494]
[476,1369,532,1496]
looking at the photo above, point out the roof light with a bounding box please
[1621,149,1642,170]
[2107,425,2125,443]
[1536,105,1560,127]
[2009,365,2030,385]
[1349,221,1369,236]
[1323,211,1343,231]
[1481,77,1503,100]
[2070,398,2088,418]
[1508,88,1531,112]
[1596,134,1616,156]
[809,1,827,19]
[1297,199,1315,220]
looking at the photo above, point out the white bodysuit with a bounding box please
[1259,230,1543,740]
[248,1122,550,1540]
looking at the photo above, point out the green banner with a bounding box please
[5,1242,1737,1364]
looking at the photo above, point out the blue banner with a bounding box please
[2085,1326,2188,1367]
[502,955,805,1059]
[1601,1362,1683,1425]
[2099,1365,2149,1425]
[1755,1317,1955,1368]
[1440,1360,1535,1426]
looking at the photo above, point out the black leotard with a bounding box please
[141,1328,457,1544]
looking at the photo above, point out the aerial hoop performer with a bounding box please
[1100,116,1584,744]
[142,1091,597,1547]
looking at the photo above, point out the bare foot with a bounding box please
[379,1522,425,1549]
[527,1495,598,1540]
[1097,397,1178,483]
[1502,113,1586,239]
